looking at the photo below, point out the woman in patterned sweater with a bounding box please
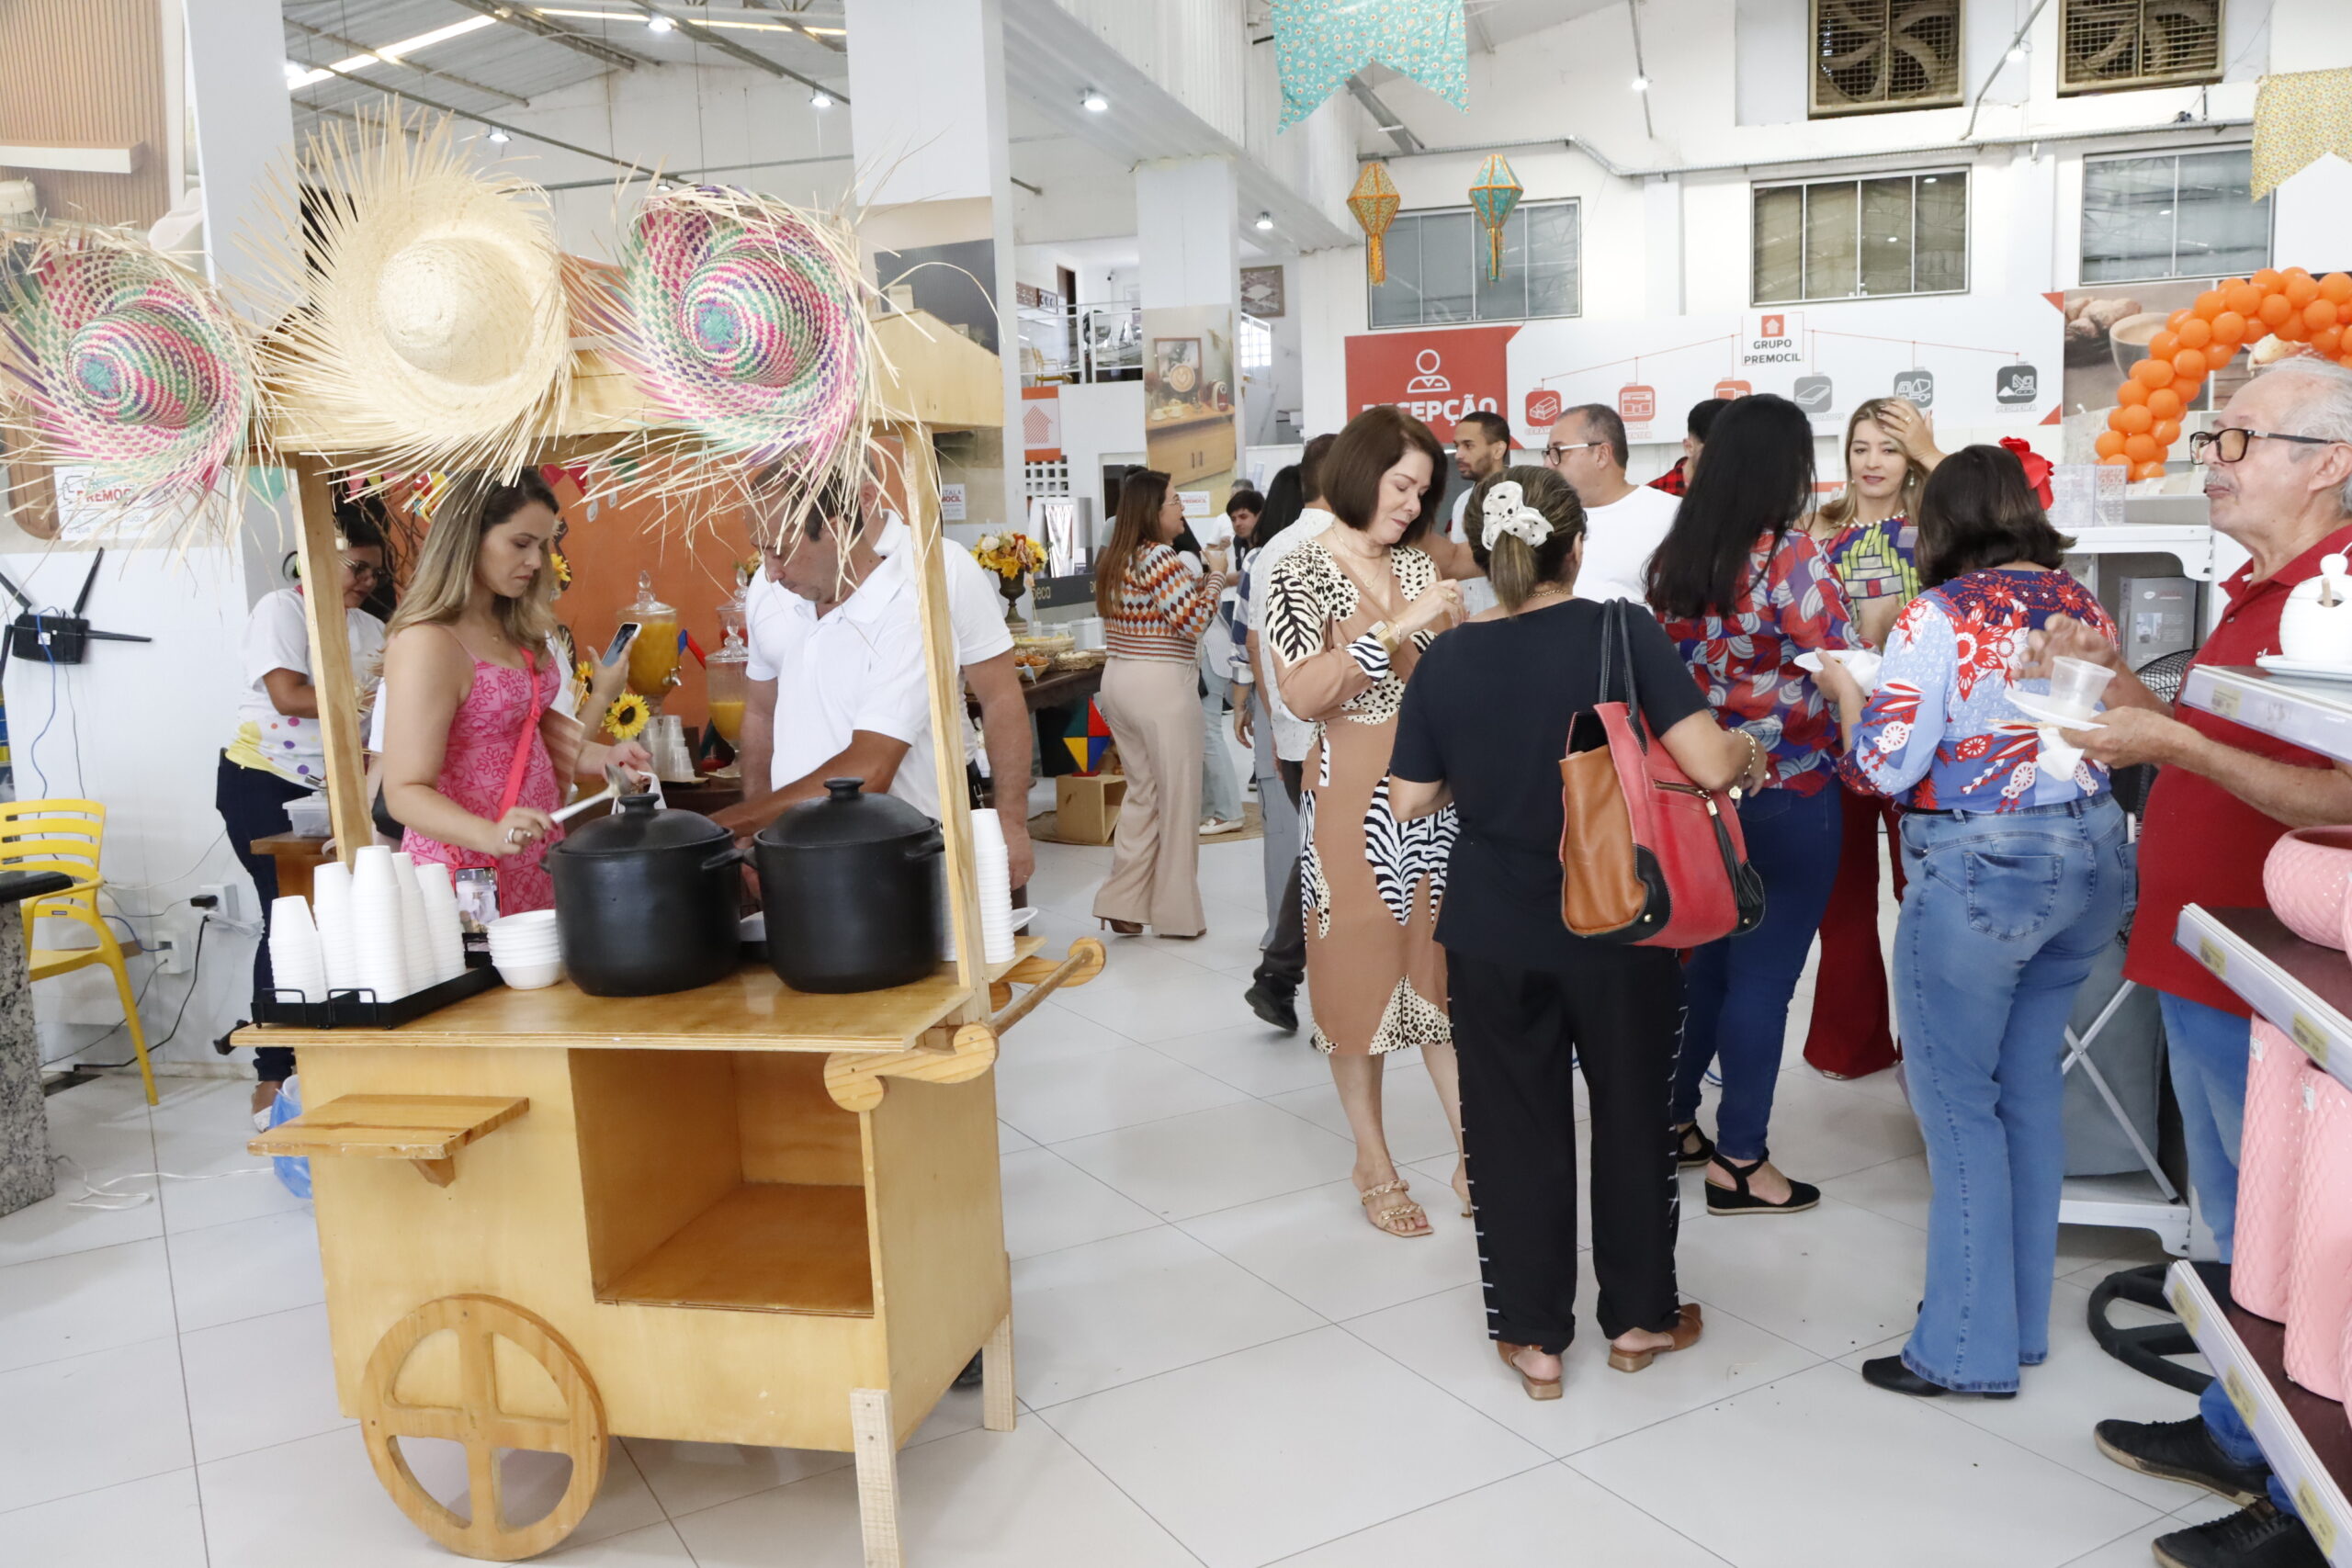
[1091,468,1229,936]
[1265,406,1466,1239]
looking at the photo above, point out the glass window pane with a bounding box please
[1473,206,1529,321]
[1369,212,1422,327]
[2081,156,2177,283]
[1418,210,1475,323]
[1914,172,1966,292]
[1525,201,1578,318]
[1754,186,1804,303]
[2174,149,2270,278]
[1804,180,1859,300]
[1860,177,1913,296]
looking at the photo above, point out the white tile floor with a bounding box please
[0,834,2223,1567]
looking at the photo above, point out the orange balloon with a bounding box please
[2175,316,2213,350]
[2148,330,2180,362]
[2278,313,2312,344]
[2323,272,2352,305]
[2287,275,2323,308]
[2227,282,2266,316]
[2132,460,2168,481]
[2172,347,2209,378]
[2145,388,2184,421]
[2100,453,2135,468]
[2132,355,2177,388]
[2116,402,2155,434]
[2166,308,2194,331]
[2124,434,2160,463]
[2152,418,2182,446]
[2095,430,2129,458]
[2194,289,2229,321]
[2259,293,2295,329]
[2116,378,2152,407]
[2169,372,2207,400]
[2203,340,2237,373]
[2340,352,2352,369]
[2306,299,2340,332]
[2252,268,2283,290]
[2211,310,2249,345]
[2318,325,2346,358]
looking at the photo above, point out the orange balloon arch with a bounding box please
[2098,266,2352,480]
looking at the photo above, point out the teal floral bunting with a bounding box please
[1273,0,1469,130]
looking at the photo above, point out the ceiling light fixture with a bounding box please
[1630,74,1650,91]
[1081,88,1109,112]
[487,127,511,143]
[2007,42,2028,62]
[1255,210,1274,231]
[281,14,497,89]
[810,88,833,107]
[647,13,675,33]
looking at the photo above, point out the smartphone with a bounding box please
[602,622,642,666]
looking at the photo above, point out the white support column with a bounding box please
[846,0,1021,534]
[184,0,295,305]
[1136,158,1243,510]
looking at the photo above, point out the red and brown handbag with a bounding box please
[1559,601,1765,948]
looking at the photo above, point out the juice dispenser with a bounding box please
[707,623,749,756]
[625,572,680,707]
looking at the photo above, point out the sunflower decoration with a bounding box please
[551,547,573,588]
[605,691,651,741]
[573,658,593,693]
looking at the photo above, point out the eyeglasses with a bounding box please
[1544,441,1607,463]
[341,558,384,581]
[2188,426,2344,464]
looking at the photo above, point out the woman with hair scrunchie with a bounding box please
[1389,466,1762,1399]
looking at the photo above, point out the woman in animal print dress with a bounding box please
[1265,405,1465,1239]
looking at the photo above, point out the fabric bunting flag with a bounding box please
[2252,67,2352,200]
[1349,162,1402,286]
[1468,154,1522,281]
[1272,0,1469,130]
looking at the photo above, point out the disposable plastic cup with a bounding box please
[2046,656,2115,719]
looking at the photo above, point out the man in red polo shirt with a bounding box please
[2030,357,2352,1568]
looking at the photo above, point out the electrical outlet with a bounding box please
[197,883,238,924]
[153,931,187,976]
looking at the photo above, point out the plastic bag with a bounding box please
[266,1074,311,1199]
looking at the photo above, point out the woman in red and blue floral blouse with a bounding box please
[1815,445,2129,1403]
[1648,394,1857,1218]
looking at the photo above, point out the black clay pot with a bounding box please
[548,794,743,997]
[754,779,943,993]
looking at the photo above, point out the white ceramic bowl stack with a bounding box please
[311,861,357,993]
[968,810,1017,964]
[411,861,468,985]
[485,908,562,990]
[350,846,413,1002]
[266,896,328,1003]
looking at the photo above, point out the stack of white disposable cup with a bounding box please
[350,846,412,1001]
[411,861,468,984]
[311,862,356,993]
[266,896,328,1003]
[390,853,436,995]
[967,810,1017,964]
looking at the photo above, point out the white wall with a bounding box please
[1056,380,1147,523]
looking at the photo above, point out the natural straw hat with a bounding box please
[0,224,257,534]
[260,103,569,480]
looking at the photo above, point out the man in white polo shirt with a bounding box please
[715,477,937,839]
[1544,402,1679,607]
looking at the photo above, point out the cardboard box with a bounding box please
[1056,773,1125,845]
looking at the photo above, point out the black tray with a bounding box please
[253,964,501,1029]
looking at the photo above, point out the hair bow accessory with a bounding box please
[1480,479,1555,549]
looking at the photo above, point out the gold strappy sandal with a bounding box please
[1358,1179,1430,1238]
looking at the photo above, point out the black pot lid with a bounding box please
[756,778,933,849]
[553,794,727,857]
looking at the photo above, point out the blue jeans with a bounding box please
[1671,784,1843,1162]
[2160,991,2250,1262]
[1200,668,1243,825]
[2202,1377,2294,1514]
[1894,795,2131,1393]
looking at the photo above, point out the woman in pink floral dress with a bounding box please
[379,472,649,913]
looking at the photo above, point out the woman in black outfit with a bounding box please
[1388,466,1764,1399]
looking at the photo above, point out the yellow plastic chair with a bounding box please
[0,799,155,1104]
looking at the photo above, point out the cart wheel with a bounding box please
[358,1294,608,1562]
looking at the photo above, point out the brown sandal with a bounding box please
[1357,1179,1430,1238]
[1607,1303,1704,1373]
[1498,1341,1563,1400]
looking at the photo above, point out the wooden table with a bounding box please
[250,831,335,904]
[1021,663,1102,714]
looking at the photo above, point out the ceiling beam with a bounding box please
[737,0,848,53]
[628,3,849,101]
[1345,76,1425,154]
[438,0,653,71]
[291,61,651,178]
[283,16,534,107]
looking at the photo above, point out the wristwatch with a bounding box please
[1364,619,1396,656]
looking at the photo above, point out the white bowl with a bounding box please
[494,959,564,990]
[488,909,558,938]
[489,937,561,963]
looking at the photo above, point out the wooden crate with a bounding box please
[1055,773,1125,844]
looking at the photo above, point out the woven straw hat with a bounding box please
[262,105,568,477]
[0,225,256,530]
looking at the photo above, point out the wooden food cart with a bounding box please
[247,303,1096,1564]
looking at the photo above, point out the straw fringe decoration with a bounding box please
[0,225,257,536]
[254,103,570,483]
[584,182,881,544]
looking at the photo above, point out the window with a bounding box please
[2081,148,2269,282]
[1753,171,1966,304]
[1238,313,1272,373]
[2061,0,2222,95]
[1811,0,1963,118]
[1367,198,1578,328]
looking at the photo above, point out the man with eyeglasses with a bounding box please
[2023,358,2352,1568]
[1544,403,1679,605]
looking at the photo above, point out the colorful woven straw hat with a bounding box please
[597,184,874,511]
[260,104,569,479]
[0,226,255,525]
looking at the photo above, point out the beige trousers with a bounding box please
[1091,656,1206,936]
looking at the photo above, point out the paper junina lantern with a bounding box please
[1469,154,1523,281]
[1350,162,1402,286]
